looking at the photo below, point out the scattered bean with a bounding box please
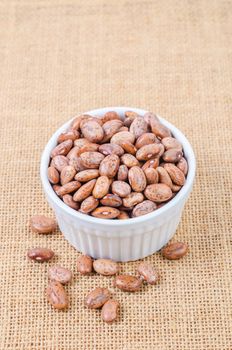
[30,215,56,234]
[101,300,120,323]
[46,281,69,310]
[27,247,54,262]
[77,255,93,274]
[114,275,143,292]
[48,266,72,284]
[161,242,189,260]
[137,262,159,285]
[93,259,119,276]
[85,287,111,309]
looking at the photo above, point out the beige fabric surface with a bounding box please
[0,0,231,349]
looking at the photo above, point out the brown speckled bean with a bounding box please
[122,192,144,208]
[75,169,99,182]
[100,194,122,207]
[48,166,60,184]
[81,120,104,143]
[144,183,172,203]
[143,112,159,126]
[99,154,120,178]
[157,166,173,188]
[132,200,157,217]
[129,116,148,139]
[120,141,137,155]
[121,154,139,168]
[161,242,189,260]
[142,158,159,171]
[100,111,121,124]
[150,120,171,139]
[98,143,124,156]
[101,300,120,323]
[144,168,158,184]
[51,140,73,158]
[27,247,54,262]
[114,275,143,292]
[102,120,123,142]
[112,181,131,198]
[164,163,185,186]
[58,130,79,143]
[77,255,93,274]
[77,143,99,155]
[62,194,80,210]
[56,181,81,196]
[48,266,72,284]
[92,176,110,199]
[110,131,135,146]
[136,144,160,161]
[137,262,159,285]
[30,215,57,234]
[162,149,183,163]
[117,164,128,181]
[69,156,86,172]
[177,157,188,175]
[162,137,182,151]
[135,133,159,149]
[80,152,104,169]
[128,166,147,192]
[85,288,111,309]
[73,179,96,202]
[91,207,120,219]
[93,259,119,276]
[60,165,76,185]
[46,281,69,310]
[73,138,90,151]
[80,196,99,214]
[51,155,69,172]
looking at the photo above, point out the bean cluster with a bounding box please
[28,215,189,322]
[48,111,188,219]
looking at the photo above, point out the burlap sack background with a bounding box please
[0,0,231,349]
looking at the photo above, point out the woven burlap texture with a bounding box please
[0,0,231,349]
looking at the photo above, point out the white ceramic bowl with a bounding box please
[40,107,196,262]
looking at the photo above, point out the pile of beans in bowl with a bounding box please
[48,111,188,219]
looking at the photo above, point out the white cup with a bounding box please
[40,107,196,262]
